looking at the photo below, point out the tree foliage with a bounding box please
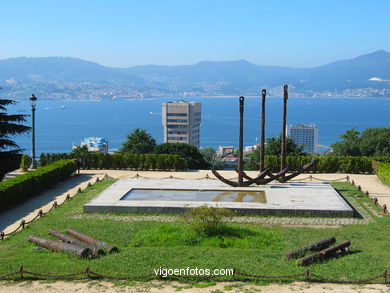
[120,128,156,154]
[0,98,31,155]
[200,147,228,170]
[257,136,306,156]
[154,143,209,169]
[331,127,390,156]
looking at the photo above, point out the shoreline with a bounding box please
[15,96,390,101]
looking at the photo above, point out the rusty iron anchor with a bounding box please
[211,96,267,187]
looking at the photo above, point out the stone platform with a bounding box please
[84,179,354,217]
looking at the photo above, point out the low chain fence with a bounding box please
[129,173,350,182]
[0,266,389,284]
[1,172,388,241]
[0,174,112,240]
[0,173,389,284]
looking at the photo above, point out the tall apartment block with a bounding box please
[286,124,318,154]
[162,101,201,148]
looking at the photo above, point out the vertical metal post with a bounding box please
[238,96,244,185]
[280,85,288,172]
[30,94,37,169]
[260,89,266,172]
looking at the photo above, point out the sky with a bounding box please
[1,0,390,68]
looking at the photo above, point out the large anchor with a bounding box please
[217,85,317,187]
[240,89,287,184]
[211,96,269,187]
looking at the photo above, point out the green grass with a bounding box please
[0,179,389,283]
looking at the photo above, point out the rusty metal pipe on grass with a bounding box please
[48,229,105,256]
[66,228,118,253]
[28,235,91,258]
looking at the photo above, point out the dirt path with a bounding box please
[0,173,100,235]
[0,280,389,293]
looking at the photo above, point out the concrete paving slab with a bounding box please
[84,179,353,217]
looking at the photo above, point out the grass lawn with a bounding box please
[0,178,389,283]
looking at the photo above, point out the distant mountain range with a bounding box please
[1,50,390,99]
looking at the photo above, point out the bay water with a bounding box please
[7,97,390,155]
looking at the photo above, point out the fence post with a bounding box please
[19,266,24,279]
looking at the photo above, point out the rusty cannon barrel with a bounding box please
[66,229,118,253]
[48,229,105,256]
[28,235,92,258]
[298,240,351,266]
[285,236,336,260]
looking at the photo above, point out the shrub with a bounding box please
[0,159,77,211]
[20,154,31,172]
[375,162,390,187]
[39,152,187,171]
[182,205,234,236]
[0,154,22,180]
[246,155,390,174]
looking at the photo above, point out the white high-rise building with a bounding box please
[287,124,318,154]
[162,101,201,148]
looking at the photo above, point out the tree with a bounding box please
[331,128,361,156]
[0,98,31,156]
[120,128,156,154]
[331,127,390,156]
[200,147,216,162]
[154,143,209,169]
[264,136,306,156]
[200,147,228,170]
[359,127,390,156]
[246,136,306,170]
[70,145,89,157]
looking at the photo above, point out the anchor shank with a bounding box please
[280,85,288,172]
[260,89,266,172]
[238,96,244,185]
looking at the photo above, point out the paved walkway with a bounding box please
[1,170,389,235]
[0,173,100,235]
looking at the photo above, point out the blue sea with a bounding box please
[7,97,390,155]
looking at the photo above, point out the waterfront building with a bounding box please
[162,101,201,148]
[286,124,318,154]
[74,137,108,154]
[217,145,235,156]
[244,145,259,153]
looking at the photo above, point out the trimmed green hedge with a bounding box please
[247,155,390,174]
[0,154,22,180]
[373,161,390,186]
[40,152,188,171]
[0,159,77,212]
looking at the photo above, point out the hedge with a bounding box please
[373,161,390,186]
[246,155,390,174]
[40,152,188,171]
[0,159,77,212]
[0,154,22,180]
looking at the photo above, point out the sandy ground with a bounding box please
[1,169,390,292]
[0,280,389,293]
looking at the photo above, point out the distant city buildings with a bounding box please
[287,124,318,154]
[217,145,235,156]
[244,145,259,153]
[74,137,109,154]
[162,101,201,148]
